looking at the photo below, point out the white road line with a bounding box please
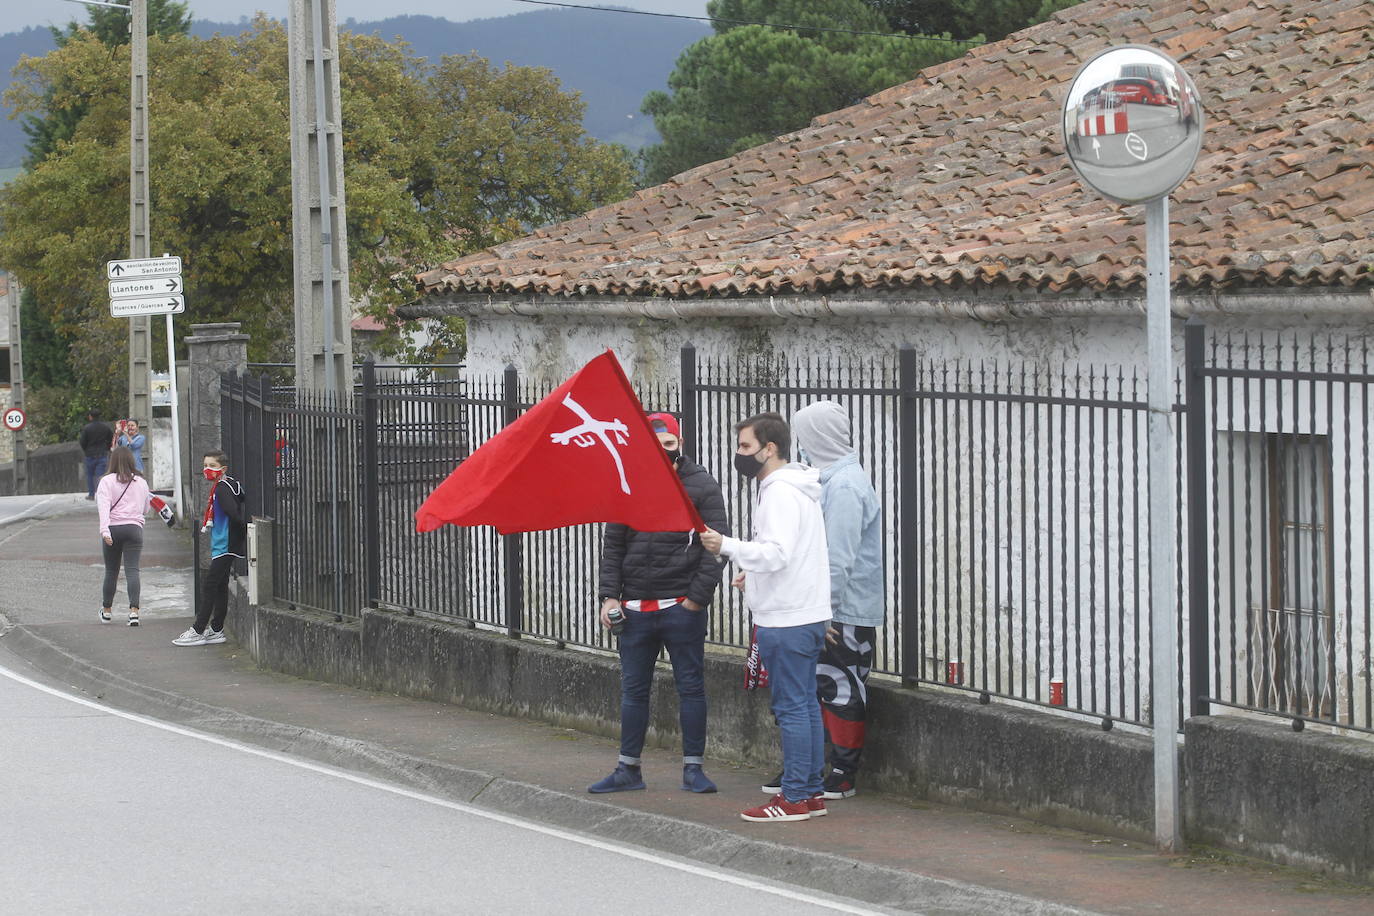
[0,662,889,916]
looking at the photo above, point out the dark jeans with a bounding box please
[816,623,877,777]
[195,555,234,634]
[84,455,109,498]
[101,524,144,608]
[617,603,708,765]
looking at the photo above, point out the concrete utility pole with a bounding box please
[127,0,152,425]
[288,0,352,394]
[5,273,25,495]
[289,0,351,618]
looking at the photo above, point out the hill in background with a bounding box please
[0,9,707,169]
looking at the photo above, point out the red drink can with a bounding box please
[947,660,963,685]
[1050,677,1066,706]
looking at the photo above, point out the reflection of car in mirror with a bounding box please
[1093,77,1170,107]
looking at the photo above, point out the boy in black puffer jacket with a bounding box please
[590,412,730,795]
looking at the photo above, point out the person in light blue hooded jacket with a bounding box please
[792,400,884,800]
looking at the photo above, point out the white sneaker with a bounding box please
[202,629,227,645]
[172,628,207,646]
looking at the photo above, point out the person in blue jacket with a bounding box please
[791,400,884,801]
[116,419,147,474]
[173,450,247,647]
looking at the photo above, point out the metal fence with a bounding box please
[219,322,1374,735]
[899,353,1170,726]
[1189,326,1374,732]
[686,353,902,663]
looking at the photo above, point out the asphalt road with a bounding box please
[0,496,190,627]
[0,665,889,916]
[0,493,89,528]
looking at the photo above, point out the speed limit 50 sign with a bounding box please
[3,407,26,432]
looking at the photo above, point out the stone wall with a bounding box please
[1184,715,1374,881]
[0,442,83,496]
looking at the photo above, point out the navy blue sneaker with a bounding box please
[588,763,645,794]
[681,763,717,794]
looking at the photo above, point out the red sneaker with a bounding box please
[740,793,811,822]
[807,794,827,816]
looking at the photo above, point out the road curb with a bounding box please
[0,622,1094,916]
[0,494,87,529]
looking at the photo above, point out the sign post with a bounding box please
[107,255,181,280]
[110,296,185,318]
[107,253,186,516]
[164,309,184,524]
[1063,45,1205,853]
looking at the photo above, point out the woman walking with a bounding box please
[96,446,153,626]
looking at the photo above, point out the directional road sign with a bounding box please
[110,276,182,299]
[109,296,185,318]
[106,255,181,280]
[3,407,25,432]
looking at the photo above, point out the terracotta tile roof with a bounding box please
[417,0,1374,300]
[351,314,386,332]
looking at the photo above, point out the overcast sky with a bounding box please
[14,0,710,32]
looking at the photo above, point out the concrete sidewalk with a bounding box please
[1,501,1371,915]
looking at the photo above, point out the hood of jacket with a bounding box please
[759,462,822,501]
[792,401,853,469]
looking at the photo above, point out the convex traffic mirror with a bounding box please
[1063,45,1204,205]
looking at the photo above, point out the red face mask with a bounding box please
[202,466,225,481]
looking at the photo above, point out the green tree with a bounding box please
[1032,0,1084,25]
[417,55,634,252]
[11,0,194,434]
[14,284,93,446]
[50,0,191,48]
[639,0,968,185]
[862,0,1082,42]
[24,0,191,167]
[0,20,635,436]
[373,54,634,361]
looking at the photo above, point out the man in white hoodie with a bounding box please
[701,412,831,822]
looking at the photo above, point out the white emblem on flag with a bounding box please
[550,395,632,494]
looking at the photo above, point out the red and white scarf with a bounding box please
[622,596,688,612]
[744,624,769,690]
[201,482,219,529]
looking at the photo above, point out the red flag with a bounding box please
[415,351,705,535]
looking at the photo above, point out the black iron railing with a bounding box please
[1188,323,1374,732]
[221,326,1374,735]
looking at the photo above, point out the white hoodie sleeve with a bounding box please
[718,485,805,572]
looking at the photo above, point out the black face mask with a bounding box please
[734,449,764,480]
[664,449,681,465]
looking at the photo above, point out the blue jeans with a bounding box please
[617,603,708,764]
[84,455,109,497]
[757,620,827,803]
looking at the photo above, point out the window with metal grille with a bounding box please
[1256,433,1335,718]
